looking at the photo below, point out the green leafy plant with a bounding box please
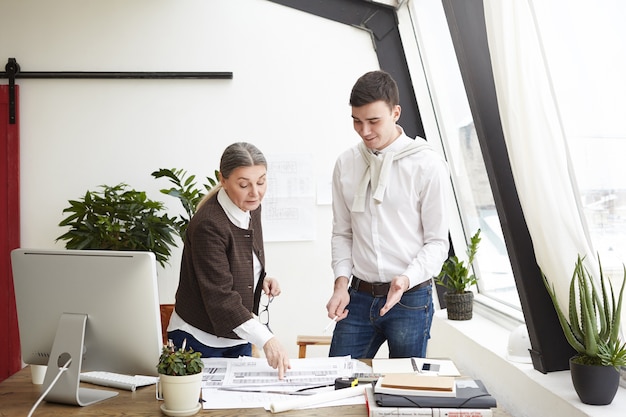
[435,229,481,294]
[157,339,203,376]
[56,183,178,267]
[151,168,218,239]
[543,255,626,368]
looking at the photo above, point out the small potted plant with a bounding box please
[435,229,481,320]
[543,255,626,405]
[56,183,178,267]
[157,339,204,415]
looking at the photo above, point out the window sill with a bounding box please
[428,309,626,417]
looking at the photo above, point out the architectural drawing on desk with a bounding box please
[221,356,355,387]
[201,358,229,388]
[263,153,316,242]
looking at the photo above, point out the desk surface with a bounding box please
[0,366,367,417]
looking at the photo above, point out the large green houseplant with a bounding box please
[56,183,178,267]
[157,339,203,415]
[435,229,481,320]
[543,255,626,405]
[151,168,218,240]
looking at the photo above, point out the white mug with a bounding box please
[30,365,47,385]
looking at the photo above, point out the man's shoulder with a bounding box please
[336,143,361,160]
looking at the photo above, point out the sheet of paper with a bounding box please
[199,356,364,410]
[200,357,229,388]
[221,356,355,387]
[371,357,461,377]
[202,386,364,410]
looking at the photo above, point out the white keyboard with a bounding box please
[80,371,159,392]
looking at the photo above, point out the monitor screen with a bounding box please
[11,249,163,406]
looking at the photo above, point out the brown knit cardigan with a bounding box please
[173,193,265,340]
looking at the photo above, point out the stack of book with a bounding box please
[363,358,497,417]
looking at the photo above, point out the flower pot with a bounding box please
[158,373,202,416]
[569,357,620,405]
[444,291,474,320]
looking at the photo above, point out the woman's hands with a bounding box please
[263,337,291,379]
[261,276,290,378]
[263,276,281,297]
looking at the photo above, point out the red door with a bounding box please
[0,84,22,381]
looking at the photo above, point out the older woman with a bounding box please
[168,142,290,378]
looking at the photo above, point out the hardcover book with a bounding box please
[374,379,496,409]
[375,374,457,397]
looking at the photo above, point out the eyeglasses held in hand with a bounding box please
[259,294,274,332]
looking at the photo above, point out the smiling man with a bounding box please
[326,70,451,359]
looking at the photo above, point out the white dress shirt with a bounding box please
[331,128,450,289]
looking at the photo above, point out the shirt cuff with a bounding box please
[233,318,274,350]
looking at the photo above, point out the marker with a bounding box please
[323,316,338,333]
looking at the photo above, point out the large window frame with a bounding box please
[268,0,574,373]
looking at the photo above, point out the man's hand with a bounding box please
[380,275,410,316]
[263,337,291,379]
[326,276,350,321]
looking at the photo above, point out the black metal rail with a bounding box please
[1,58,233,123]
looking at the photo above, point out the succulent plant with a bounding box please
[157,339,203,376]
[543,255,626,368]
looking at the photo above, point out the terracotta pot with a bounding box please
[444,291,474,320]
[569,356,620,405]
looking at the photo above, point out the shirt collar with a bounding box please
[217,187,250,229]
[373,125,412,154]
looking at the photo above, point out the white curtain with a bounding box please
[481,0,597,308]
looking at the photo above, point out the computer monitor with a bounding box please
[11,249,163,406]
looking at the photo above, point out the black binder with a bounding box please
[374,379,497,408]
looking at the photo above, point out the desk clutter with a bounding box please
[360,358,496,417]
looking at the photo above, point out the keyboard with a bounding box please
[80,371,159,392]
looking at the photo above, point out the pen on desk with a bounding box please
[323,316,338,333]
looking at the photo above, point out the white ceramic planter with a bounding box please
[158,373,202,416]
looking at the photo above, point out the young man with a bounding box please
[326,70,450,358]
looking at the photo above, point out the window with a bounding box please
[405,1,519,309]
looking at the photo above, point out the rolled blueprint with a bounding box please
[269,385,365,413]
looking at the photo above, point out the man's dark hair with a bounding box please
[349,70,400,108]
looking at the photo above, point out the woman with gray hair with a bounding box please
[168,142,290,378]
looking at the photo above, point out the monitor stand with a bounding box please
[42,313,119,406]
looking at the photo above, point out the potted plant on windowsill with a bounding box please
[435,229,481,320]
[543,255,626,405]
[157,339,204,416]
[56,183,178,267]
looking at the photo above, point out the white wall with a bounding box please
[0,0,380,359]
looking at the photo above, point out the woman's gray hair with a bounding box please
[219,142,267,179]
[197,142,267,209]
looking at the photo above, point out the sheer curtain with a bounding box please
[481,0,597,307]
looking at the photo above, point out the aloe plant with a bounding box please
[543,255,626,368]
[435,229,481,294]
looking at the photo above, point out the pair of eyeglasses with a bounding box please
[259,294,274,332]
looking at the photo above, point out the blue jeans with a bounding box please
[167,330,252,358]
[329,285,434,358]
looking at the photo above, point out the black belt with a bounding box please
[350,277,431,298]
